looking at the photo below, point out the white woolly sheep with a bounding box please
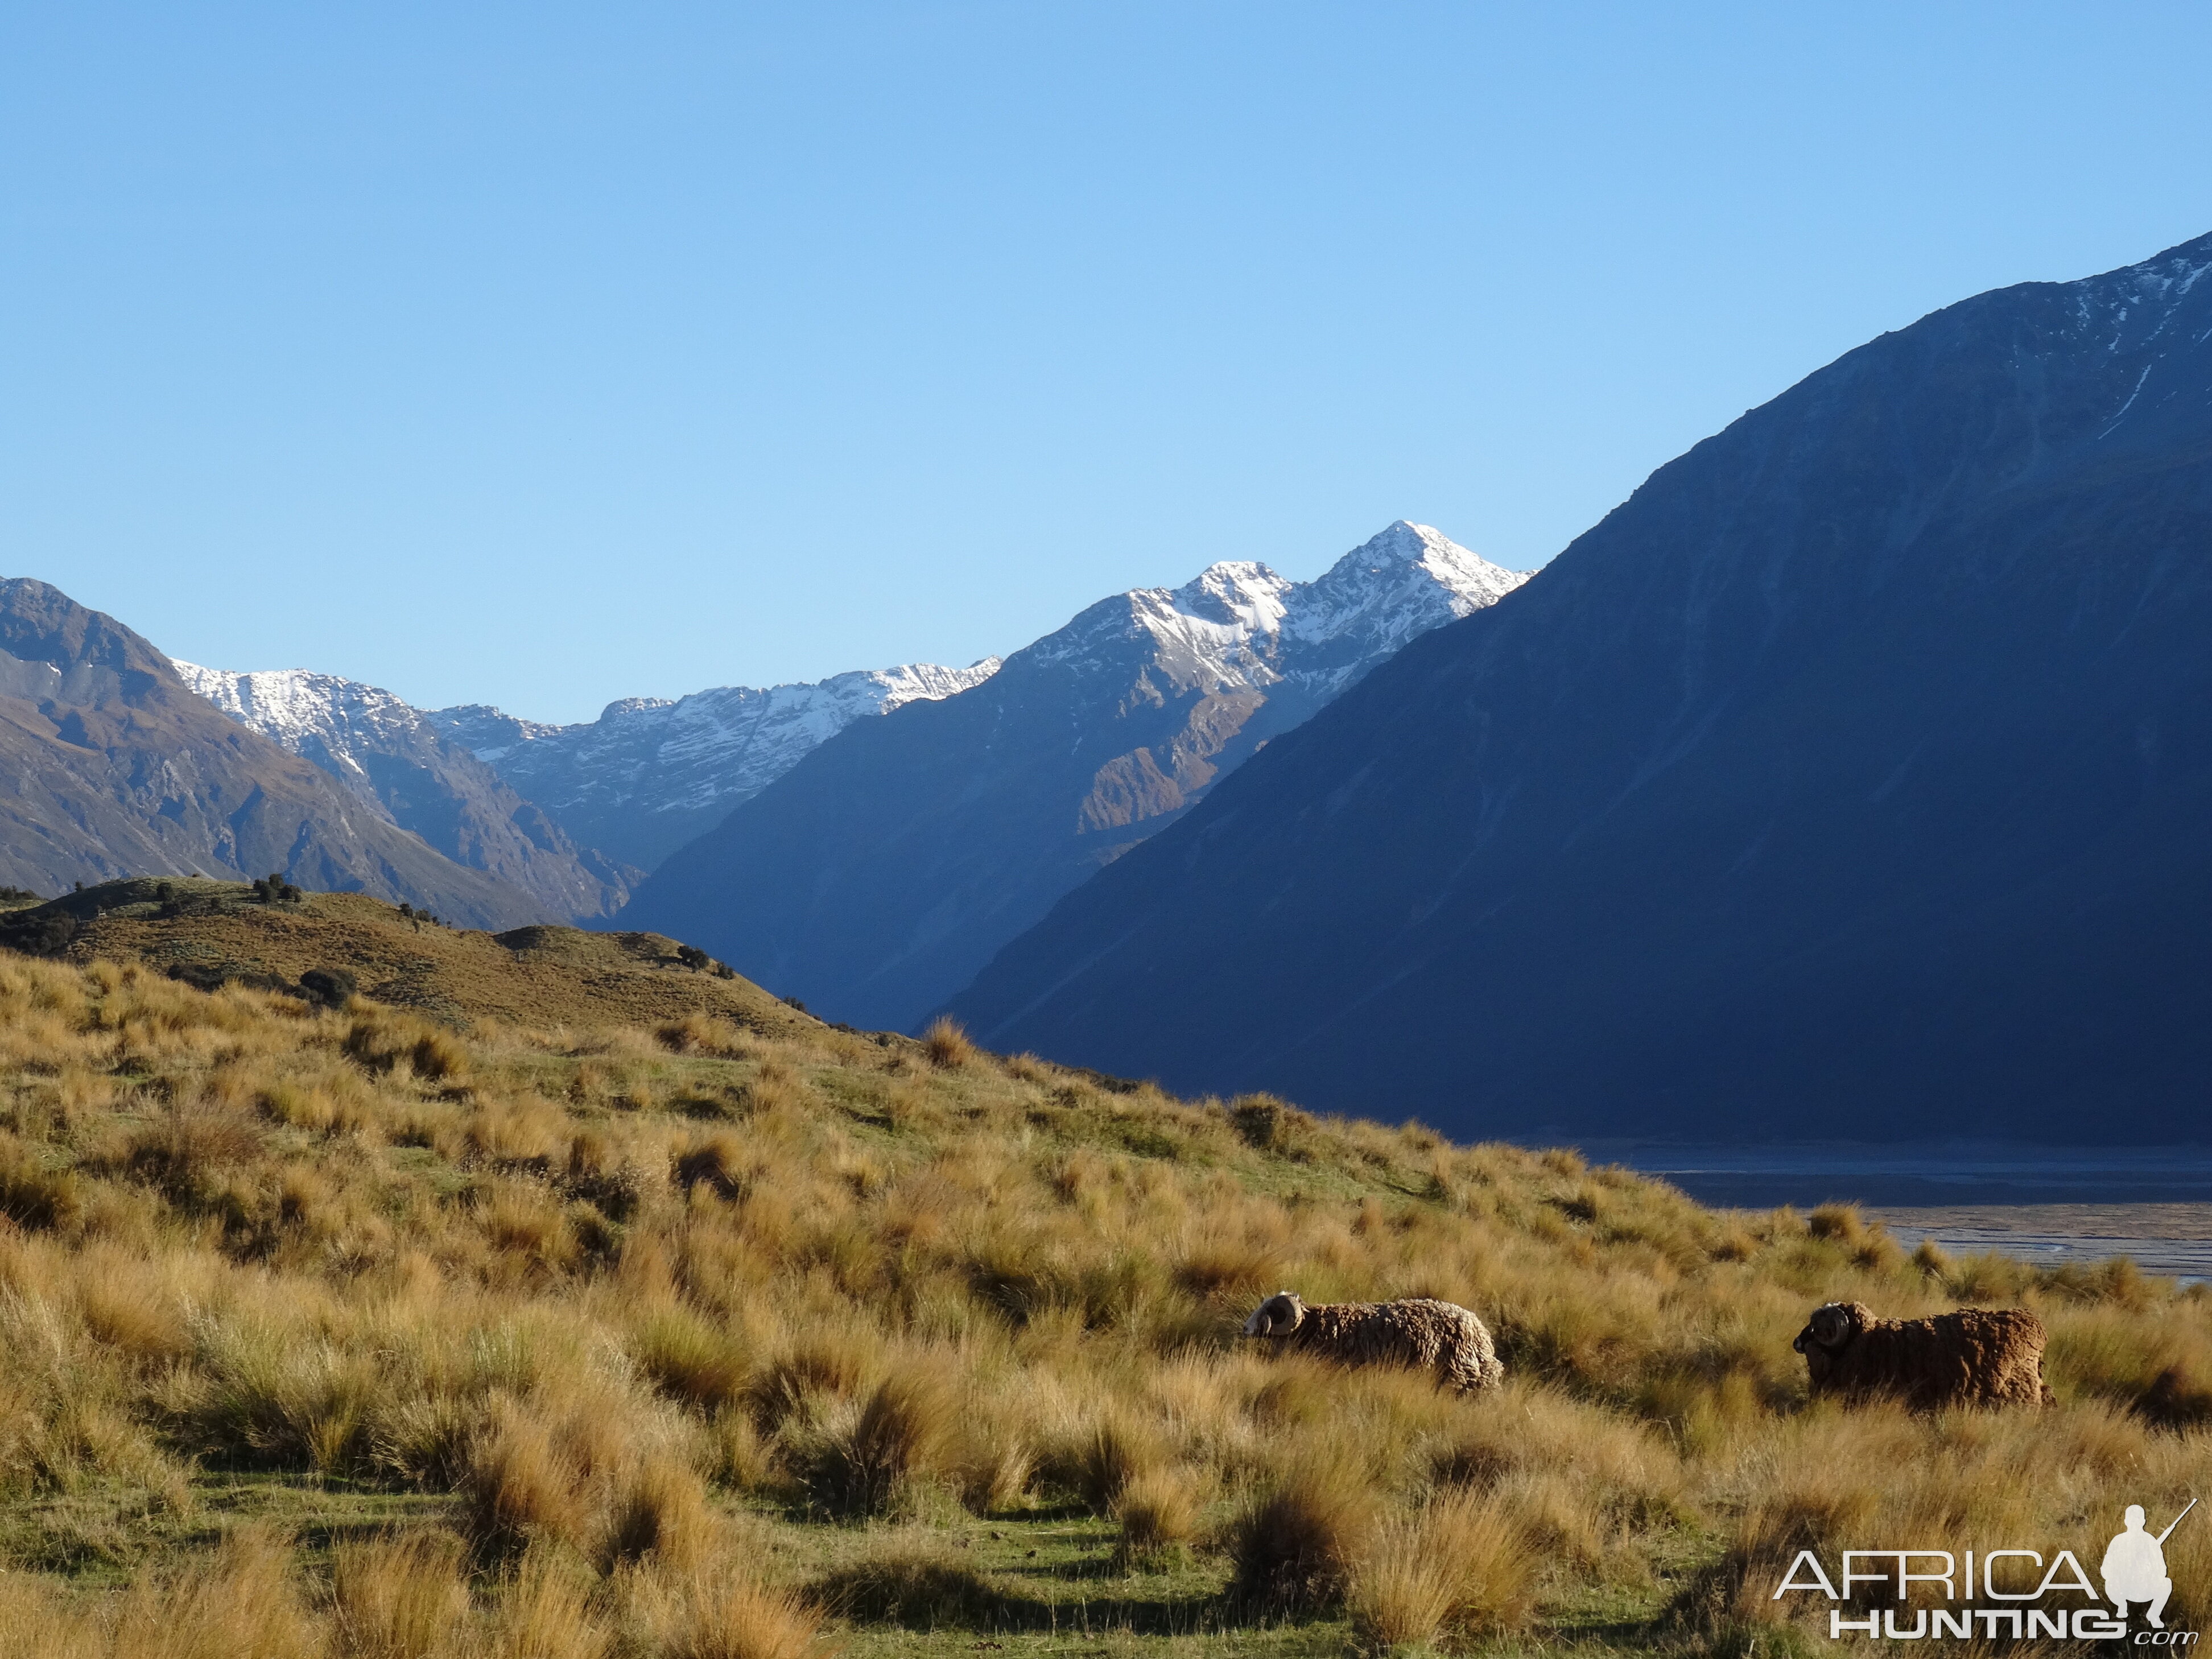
[1241,1291,1504,1391]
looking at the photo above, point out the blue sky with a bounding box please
[5,4,2209,723]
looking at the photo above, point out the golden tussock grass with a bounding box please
[0,944,2206,1655]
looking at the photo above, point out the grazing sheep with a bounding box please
[1241,1291,1504,1392]
[1792,1301,2053,1409]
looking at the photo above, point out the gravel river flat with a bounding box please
[1580,1143,2212,1283]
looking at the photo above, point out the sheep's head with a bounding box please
[1243,1291,1306,1339]
[1792,1301,1870,1359]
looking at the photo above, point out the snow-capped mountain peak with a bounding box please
[170,663,427,784]
[175,653,1004,879]
[1168,560,1297,628]
[171,519,1522,899]
[167,659,638,921]
[1026,522,1524,703]
[424,656,1003,870]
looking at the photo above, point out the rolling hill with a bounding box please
[0,876,816,1036]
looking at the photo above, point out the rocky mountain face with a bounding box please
[0,580,547,928]
[948,233,2212,1145]
[427,659,1003,872]
[171,664,638,921]
[619,523,1526,1032]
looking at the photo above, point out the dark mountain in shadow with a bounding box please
[947,232,2212,1145]
[0,579,547,928]
[618,525,1523,1032]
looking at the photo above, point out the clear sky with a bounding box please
[4,4,2209,723]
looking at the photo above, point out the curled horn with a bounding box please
[1809,1303,1853,1348]
[1243,1291,1304,1338]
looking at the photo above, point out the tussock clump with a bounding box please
[113,1526,322,1659]
[460,1403,589,1557]
[604,1455,717,1573]
[1225,1450,1379,1613]
[674,1134,748,1202]
[656,1013,753,1059]
[1348,1485,1534,1649]
[344,1013,471,1083]
[334,1530,471,1659]
[1227,1093,1316,1157]
[1115,1463,1202,1562]
[1043,1409,1164,1514]
[634,1307,750,1412]
[749,1336,872,1433]
[792,1372,960,1518]
[919,1017,976,1069]
[492,1546,608,1659]
[2136,1364,2212,1428]
[0,1132,84,1230]
[639,1566,835,1659]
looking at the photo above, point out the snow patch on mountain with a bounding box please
[171,663,439,786]
[426,658,1004,871]
[168,659,639,921]
[1025,521,1525,700]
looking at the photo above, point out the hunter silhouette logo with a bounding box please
[2106,1500,2195,1630]
[1772,1496,2200,1641]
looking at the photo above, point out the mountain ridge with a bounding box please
[620,521,1525,1031]
[946,231,2212,1144]
[172,662,640,921]
[0,579,551,928]
[424,658,1003,872]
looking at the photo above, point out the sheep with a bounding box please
[1241,1291,1504,1392]
[1792,1300,2053,1410]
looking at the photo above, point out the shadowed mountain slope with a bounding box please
[948,233,2212,1145]
[0,580,545,928]
[620,524,1524,1031]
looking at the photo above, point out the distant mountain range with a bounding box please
[426,660,1001,872]
[171,657,999,886]
[0,580,543,926]
[948,232,2212,1145]
[165,522,1511,974]
[620,522,1526,1030]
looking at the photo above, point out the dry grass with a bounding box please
[0,939,2207,1656]
[918,1018,976,1070]
[1348,1485,1534,1650]
[334,1532,471,1659]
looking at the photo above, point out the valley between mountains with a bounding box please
[7,234,2212,1150]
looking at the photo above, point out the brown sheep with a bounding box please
[1792,1301,2053,1409]
[1241,1291,1504,1392]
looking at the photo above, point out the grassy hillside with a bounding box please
[0,920,2209,1657]
[0,879,816,1035]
